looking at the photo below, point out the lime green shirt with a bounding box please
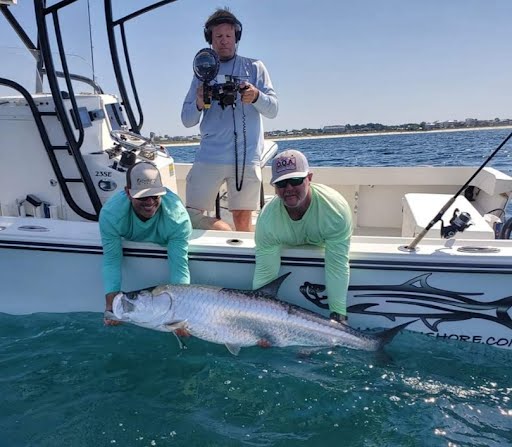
[253,183,352,315]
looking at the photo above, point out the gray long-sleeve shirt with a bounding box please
[181,54,278,165]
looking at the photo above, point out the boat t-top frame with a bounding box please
[0,0,177,220]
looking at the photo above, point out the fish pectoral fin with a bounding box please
[164,320,187,331]
[225,343,241,356]
[164,321,189,351]
[172,332,188,351]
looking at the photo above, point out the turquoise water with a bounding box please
[2,313,512,446]
[3,129,512,446]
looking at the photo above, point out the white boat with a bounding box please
[1,1,512,350]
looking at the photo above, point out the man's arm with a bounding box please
[252,213,281,290]
[251,60,278,119]
[99,213,124,297]
[166,236,191,285]
[165,206,193,284]
[253,244,282,290]
[181,77,202,128]
[324,237,351,317]
[99,212,124,325]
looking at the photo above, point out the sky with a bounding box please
[1,0,512,137]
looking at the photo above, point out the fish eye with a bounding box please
[126,291,139,300]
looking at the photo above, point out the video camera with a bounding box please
[192,48,245,109]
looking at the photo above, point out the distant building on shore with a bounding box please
[323,125,346,133]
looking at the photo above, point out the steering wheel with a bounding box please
[110,130,161,153]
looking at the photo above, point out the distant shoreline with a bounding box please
[164,125,512,147]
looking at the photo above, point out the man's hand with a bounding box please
[239,81,259,104]
[196,84,206,110]
[104,292,122,326]
[330,312,348,325]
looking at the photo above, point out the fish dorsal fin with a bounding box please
[225,343,241,356]
[255,272,292,298]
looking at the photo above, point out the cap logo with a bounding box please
[136,178,157,186]
[275,156,296,173]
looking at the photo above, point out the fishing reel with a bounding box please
[440,208,472,238]
[192,48,245,109]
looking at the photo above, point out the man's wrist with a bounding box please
[105,292,119,310]
[330,312,347,323]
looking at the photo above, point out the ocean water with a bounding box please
[167,128,512,173]
[3,129,512,447]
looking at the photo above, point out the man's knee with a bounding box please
[187,207,232,231]
[232,209,253,232]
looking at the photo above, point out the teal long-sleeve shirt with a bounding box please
[253,183,353,315]
[99,190,192,294]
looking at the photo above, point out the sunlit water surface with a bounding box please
[3,129,512,446]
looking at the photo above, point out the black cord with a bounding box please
[229,54,246,192]
[486,207,506,218]
[233,104,247,191]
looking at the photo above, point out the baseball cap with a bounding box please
[126,162,167,198]
[270,150,310,185]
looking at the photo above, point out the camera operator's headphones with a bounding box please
[204,15,243,44]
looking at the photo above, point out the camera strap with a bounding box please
[232,104,247,192]
[228,54,246,192]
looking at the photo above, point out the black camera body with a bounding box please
[193,48,247,110]
[205,75,242,109]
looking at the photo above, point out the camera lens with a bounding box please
[193,48,219,82]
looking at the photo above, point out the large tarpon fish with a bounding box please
[105,274,412,355]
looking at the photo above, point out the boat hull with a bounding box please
[1,217,511,349]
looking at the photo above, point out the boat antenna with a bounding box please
[406,129,512,251]
[87,0,96,85]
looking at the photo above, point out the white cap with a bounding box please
[271,150,310,185]
[126,162,166,198]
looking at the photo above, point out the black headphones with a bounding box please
[204,16,243,44]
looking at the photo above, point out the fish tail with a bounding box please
[377,319,417,348]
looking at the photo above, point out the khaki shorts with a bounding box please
[186,208,216,230]
[186,162,262,211]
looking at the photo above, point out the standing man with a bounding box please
[100,161,192,324]
[181,8,278,232]
[252,150,353,322]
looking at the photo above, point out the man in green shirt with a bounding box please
[100,161,192,325]
[252,150,353,322]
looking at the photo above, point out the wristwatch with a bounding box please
[330,312,348,324]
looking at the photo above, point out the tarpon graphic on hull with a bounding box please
[300,273,512,332]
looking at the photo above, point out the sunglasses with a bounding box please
[135,195,161,202]
[274,176,306,189]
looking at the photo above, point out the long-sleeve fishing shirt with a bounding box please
[99,190,192,294]
[181,54,278,166]
[253,183,353,316]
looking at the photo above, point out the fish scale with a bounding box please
[109,275,412,354]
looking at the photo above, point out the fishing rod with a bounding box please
[406,129,512,251]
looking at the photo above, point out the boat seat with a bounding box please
[401,193,495,240]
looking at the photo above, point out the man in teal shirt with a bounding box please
[100,161,192,325]
[253,150,353,322]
